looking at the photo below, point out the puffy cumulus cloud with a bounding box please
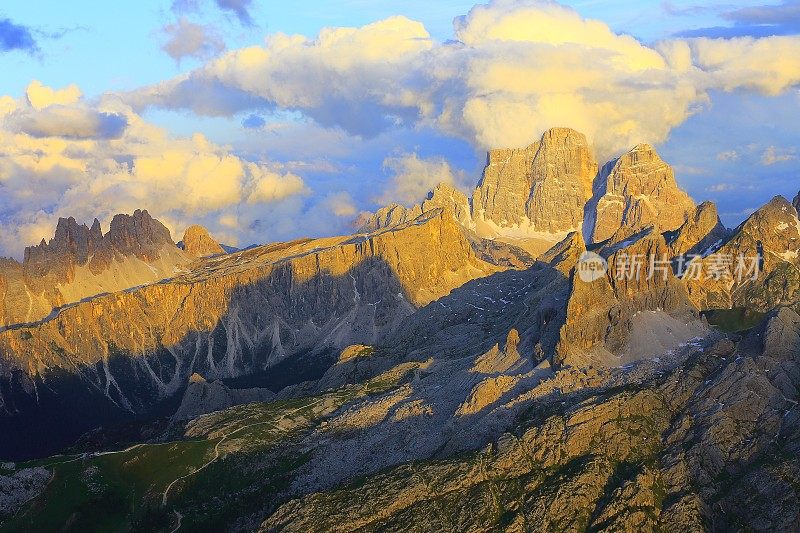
[130,0,800,160]
[378,153,465,206]
[161,17,226,63]
[0,81,308,258]
[322,192,357,217]
[246,166,307,203]
[684,36,800,95]
[129,16,434,136]
[26,80,81,110]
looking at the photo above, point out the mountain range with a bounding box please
[1,128,799,531]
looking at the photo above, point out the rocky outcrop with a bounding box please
[540,231,586,275]
[356,203,422,233]
[171,373,274,421]
[179,225,226,258]
[361,129,698,260]
[473,127,596,234]
[24,209,177,279]
[589,144,695,243]
[357,183,472,234]
[794,190,800,213]
[259,308,799,532]
[1,210,191,328]
[556,230,699,366]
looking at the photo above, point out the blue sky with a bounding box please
[0,0,798,256]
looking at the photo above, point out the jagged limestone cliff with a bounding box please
[0,209,496,459]
[0,210,191,328]
[589,144,695,243]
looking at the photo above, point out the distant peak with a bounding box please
[181,224,225,258]
[631,142,655,152]
[540,127,589,144]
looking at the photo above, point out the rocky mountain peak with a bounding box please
[3,210,191,328]
[421,182,473,228]
[540,231,586,274]
[733,195,800,257]
[794,190,800,213]
[105,209,174,261]
[667,201,728,256]
[589,143,695,244]
[24,217,103,279]
[356,203,423,233]
[473,127,597,235]
[180,225,226,258]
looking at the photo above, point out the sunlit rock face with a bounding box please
[179,224,226,258]
[588,143,695,244]
[473,127,596,234]
[556,229,700,367]
[0,209,496,459]
[0,210,191,328]
[666,201,728,257]
[685,195,800,311]
[358,128,701,259]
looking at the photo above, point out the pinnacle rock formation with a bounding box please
[23,210,177,280]
[0,210,190,328]
[794,189,800,213]
[180,225,226,258]
[589,143,695,243]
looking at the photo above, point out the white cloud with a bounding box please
[25,80,81,110]
[707,183,735,192]
[128,0,800,160]
[761,145,797,165]
[379,153,464,206]
[6,106,128,139]
[322,192,358,217]
[716,150,740,161]
[0,81,308,258]
[246,166,307,203]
